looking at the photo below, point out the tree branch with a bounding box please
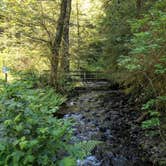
[23,33,49,43]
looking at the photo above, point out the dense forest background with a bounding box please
[0,0,166,165]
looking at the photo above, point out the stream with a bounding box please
[61,82,153,166]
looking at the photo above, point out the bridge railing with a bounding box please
[66,71,110,82]
[39,70,111,82]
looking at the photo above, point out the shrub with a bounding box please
[118,1,166,136]
[0,80,99,165]
[0,80,72,165]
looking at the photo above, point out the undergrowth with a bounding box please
[0,78,99,165]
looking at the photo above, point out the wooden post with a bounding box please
[5,73,7,82]
[83,72,86,82]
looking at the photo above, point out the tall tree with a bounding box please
[50,0,68,87]
[0,0,71,87]
[76,0,81,70]
[60,0,72,73]
[136,0,142,15]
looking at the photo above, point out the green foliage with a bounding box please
[0,80,65,114]
[101,0,166,101]
[58,140,100,166]
[56,73,75,93]
[141,95,166,131]
[67,140,100,160]
[0,0,57,83]
[100,5,166,165]
[141,99,160,130]
[0,80,72,165]
[59,157,76,166]
[114,0,166,138]
[0,78,100,165]
[118,0,166,91]
[142,118,160,129]
[101,0,136,71]
[0,0,165,163]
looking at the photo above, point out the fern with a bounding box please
[67,140,100,160]
[59,157,76,166]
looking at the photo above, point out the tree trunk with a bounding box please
[50,0,68,87]
[61,0,72,73]
[76,0,81,70]
[136,0,142,16]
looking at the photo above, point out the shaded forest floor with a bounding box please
[59,81,160,166]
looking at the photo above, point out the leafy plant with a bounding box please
[59,157,76,166]
[67,140,100,160]
[58,140,100,166]
[0,79,100,165]
[0,80,72,165]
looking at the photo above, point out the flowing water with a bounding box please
[61,82,152,166]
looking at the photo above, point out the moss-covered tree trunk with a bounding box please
[60,0,72,73]
[50,0,68,87]
[136,0,142,15]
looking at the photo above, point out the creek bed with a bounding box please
[62,82,153,166]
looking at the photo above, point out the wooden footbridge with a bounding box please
[38,70,111,83]
[64,71,111,82]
